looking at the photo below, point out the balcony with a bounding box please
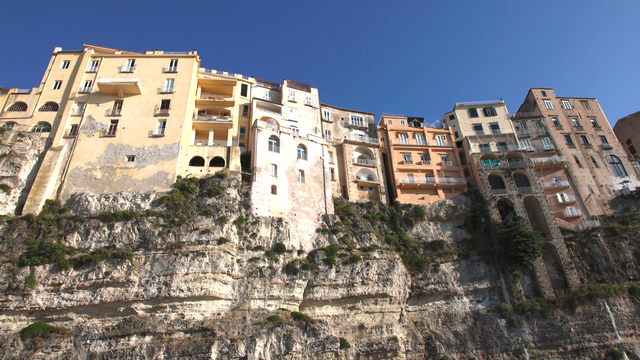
[519,129,530,137]
[536,127,548,134]
[431,141,452,148]
[473,144,520,153]
[522,146,535,152]
[557,195,577,205]
[584,219,601,228]
[393,139,426,147]
[398,177,436,187]
[86,66,99,73]
[518,186,534,195]
[349,120,368,128]
[193,140,240,147]
[193,114,233,125]
[164,66,178,73]
[497,144,517,152]
[600,143,614,150]
[120,66,136,73]
[346,134,379,145]
[563,208,582,218]
[541,180,570,190]
[402,159,414,165]
[434,177,466,186]
[354,158,377,166]
[543,144,555,151]
[508,160,527,169]
[149,129,166,137]
[574,125,584,131]
[63,129,78,138]
[492,188,509,196]
[482,162,501,170]
[97,78,142,96]
[592,126,603,131]
[106,109,122,117]
[155,108,171,116]
[420,160,432,165]
[441,160,453,166]
[533,156,566,170]
[473,130,485,136]
[78,86,92,93]
[100,129,117,137]
[160,87,175,94]
[70,109,84,116]
[491,129,501,135]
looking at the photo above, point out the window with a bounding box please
[590,155,600,168]
[599,135,609,144]
[580,135,589,145]
[126,155,136,162]
[305,94,312,106]
[287,107,298,120]
[479,143,491,152]
[271,185,277,195]
[112,100,123,115]
[541,91,547,96]
[324,130,332,141]
[328,152,334,163]
[403,154,412,164]
[270,164,277,177]
[608,155,628,177]
[626,139,632,145]
[297,145,307,160]
[472,123,484,133]
[162,79,174,93]
[107,120,118,136]
[449,115,455,120]
[263,89,271,101]
[572,118,581,127]
[167,59,178,72]
[573,155,583,168]
[242,105,249,117]
[520,123,528,132]
[31,122,52,133]
[420,153,429,163]
[630,145,637,155]
[468,108,479,118]
[400,119,406,126]
[489,123,500,134]
[290,125,300,136]
[322,109,331,121]
[68,124,79,136]
[241,84,248,97]
[416,134,425,145]
[436,135,446,146]
[552,117,560,126]
[399,133,408,145]
[52,81,62,90]
[330,168,335,181]
[298,170,305,183]
[544,100,553,109]
[407,174,414,183]
[123,59,135,72]
[483,107,497,116]
[535,122,544,132]
[288,89,296,102]
[562,100,572,109]
[155,120,166,135]
[80,80,92,92]
[591,119,599,127]
[564,135,573,144]
[588,185,595,194]
[440,155,450,165]
[541,137,553,149]
[87,60,99,72]
[582,102,590,110]
[387,119,392,125]
[454,131,459,138]
[520,138,532,149]
[268,136,279,153]
[351,116,364,127]
[239,127,246,141]
[39,102,59,112]
[605,185,612,194]
[61,60,70,69]
[158,99,170,115]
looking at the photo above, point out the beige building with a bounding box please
[248,79,333,249]
[515,88,639,215]
[614,110,640,160]
[320,104,387,203]
[378,114,466,205]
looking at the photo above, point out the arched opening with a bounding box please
[523,196,551,238]
[265,118,279,131]
[480,153,498,160]
[7,102,27,112]
[356,168,378,182]
[189,156,205,167]
[209,156,225,167]
[497,198,516,220]
[268,135,280,153]
[354,147,374,165]
[3,122,17,130]
[488,172,507,191]
[608,155,628,177]
[30,122,51,133]
[513,170,532,194]
[505,152,525,168]
[504,152,523,160]
[296,144,307,160]
[409,118,423,128]
[480,153,499,170]
[38,102,59,112]
[542,242,567,295]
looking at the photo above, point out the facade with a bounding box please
[378,114,466,205]
[515,88,639,215]
[248,79,333,249]
[442,100,580,298]
[614,110,640,160]
[320,104,387,203]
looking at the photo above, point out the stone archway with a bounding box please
[542,242,567,295]
[523,196,551,237]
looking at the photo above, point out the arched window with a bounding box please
[553,177,563,185]
[296,144,307,160]
[189,156,205,167]
[608,155,628,177]
[590,155,600,168]
[38,102,59,112]
[573,155,583,168]
[266,118,279,130]
[588,184,596,194]
[3,122,17,130]
[268,136,279,153]
[30,122,51,133]
[209,156,225,167]
[7,102,27,112]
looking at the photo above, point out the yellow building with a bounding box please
[378,114,466,205]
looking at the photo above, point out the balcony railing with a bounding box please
[536,127,548,134]
[193,114,232,122]
[574,125,584,131]
[491,129,501,134]
[557,195,577,204]
[482,162,501,170]
[398,177,436,185]
[355,158,377,166]
[155,108,170,116]
[521,146,534,152]
[420,160,431,165]
[497,144,517,152]
[101,129,117,137]
[431,141,452,147]
[441,160,453,166]
[600,143,613,150]
[543,144,555,151]
[346,134,379,145]
[584,219,601,228]
[474,130,485,135]
[435,177,466,185]
[541,180,570,188]
[63,129,78,138]
[164,66,178,73]
[193,140,240,147]
[160,87,175,94]
[492,188,509,195]
[403,160,414,165]
[78,87,92,93]
[70,109,85,116]
[120,66,136,73]
[86,66,99,73]
[149,129,166,137]
[349,120,367,128]
[508,160,527,169]
[563,208,582,218]
[106,109,122,116]
[518,186,534,195]
[532,156,566,165]
[519,129,530,136]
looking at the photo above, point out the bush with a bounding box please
[496,215,543,269]
[340,237,355,249]
[390,336,399,343]
[345,254,362,264]
[339,337,350,349]
[0,183,11,195]
[285,262,299,276]
[323,256,336,267]
[219,215,228,224]
[619,218,633,226]
[99,210,141,223]
[20,322,71,341]
[401,252,426,275]
[628,283,640,298]
[24,275,37,290]
[265,250,279,262]
[213,170,228,179]
[324,244,339,257]
[496,302,512,318]
[379,214,389,222]
[266,315,283,323]
[73,247,134,269]
[405,217,415,228]
[233,216,245,229]
[273,242,286,254]
[291,311,312,322]
[608,348,624,360]
[218,238,230,245]
[413,205,426,221]
[208,186,224,197]
[607,225,621,236]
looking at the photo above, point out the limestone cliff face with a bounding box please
[0,178,639,359]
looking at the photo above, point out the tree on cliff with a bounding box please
[495,214,543,269]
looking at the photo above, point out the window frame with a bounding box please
[52,81,62,90]
[61,60,70,69]
[544,100,554,110]
[562,100,572,110]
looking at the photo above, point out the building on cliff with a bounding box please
[614,110,640,160]
[320,104,388,203]
[377,114,466,205]
[514,88,640,215]
[441,99,581,298]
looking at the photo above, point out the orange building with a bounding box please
[377,114,466,205]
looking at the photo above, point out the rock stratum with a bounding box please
[0,175,639,360]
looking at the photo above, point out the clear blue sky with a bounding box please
[1,0,638,125]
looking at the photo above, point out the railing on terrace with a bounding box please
[584,219,601,228]
[398,177,436,185]
[518,187,534,195]
[532,156,566,165]
[482,162,501,170]
[120,66,136,73]
[346,134,379,144]
[355,158,377,166]
[164,51,189,55]
[540,180,570,188]
[508,160,527,169]
[12,89,31,94]
[600,143,614,150]
[193,114,232,122]
[98,78,140,84]
[442,161,453,166]
[557,195,577,203]
[193,140,240,147]
[492,188,509,195]
[455,100,504,106]
[543,144,555,150]
[198,68,238,79]
[435,177,466,185]
[563,208,582,217]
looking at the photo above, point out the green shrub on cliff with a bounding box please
[339,337,350,349]
[20,322,72,341]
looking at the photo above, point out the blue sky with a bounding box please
[1,0,638,125]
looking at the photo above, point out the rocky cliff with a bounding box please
[0,176,638,359]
